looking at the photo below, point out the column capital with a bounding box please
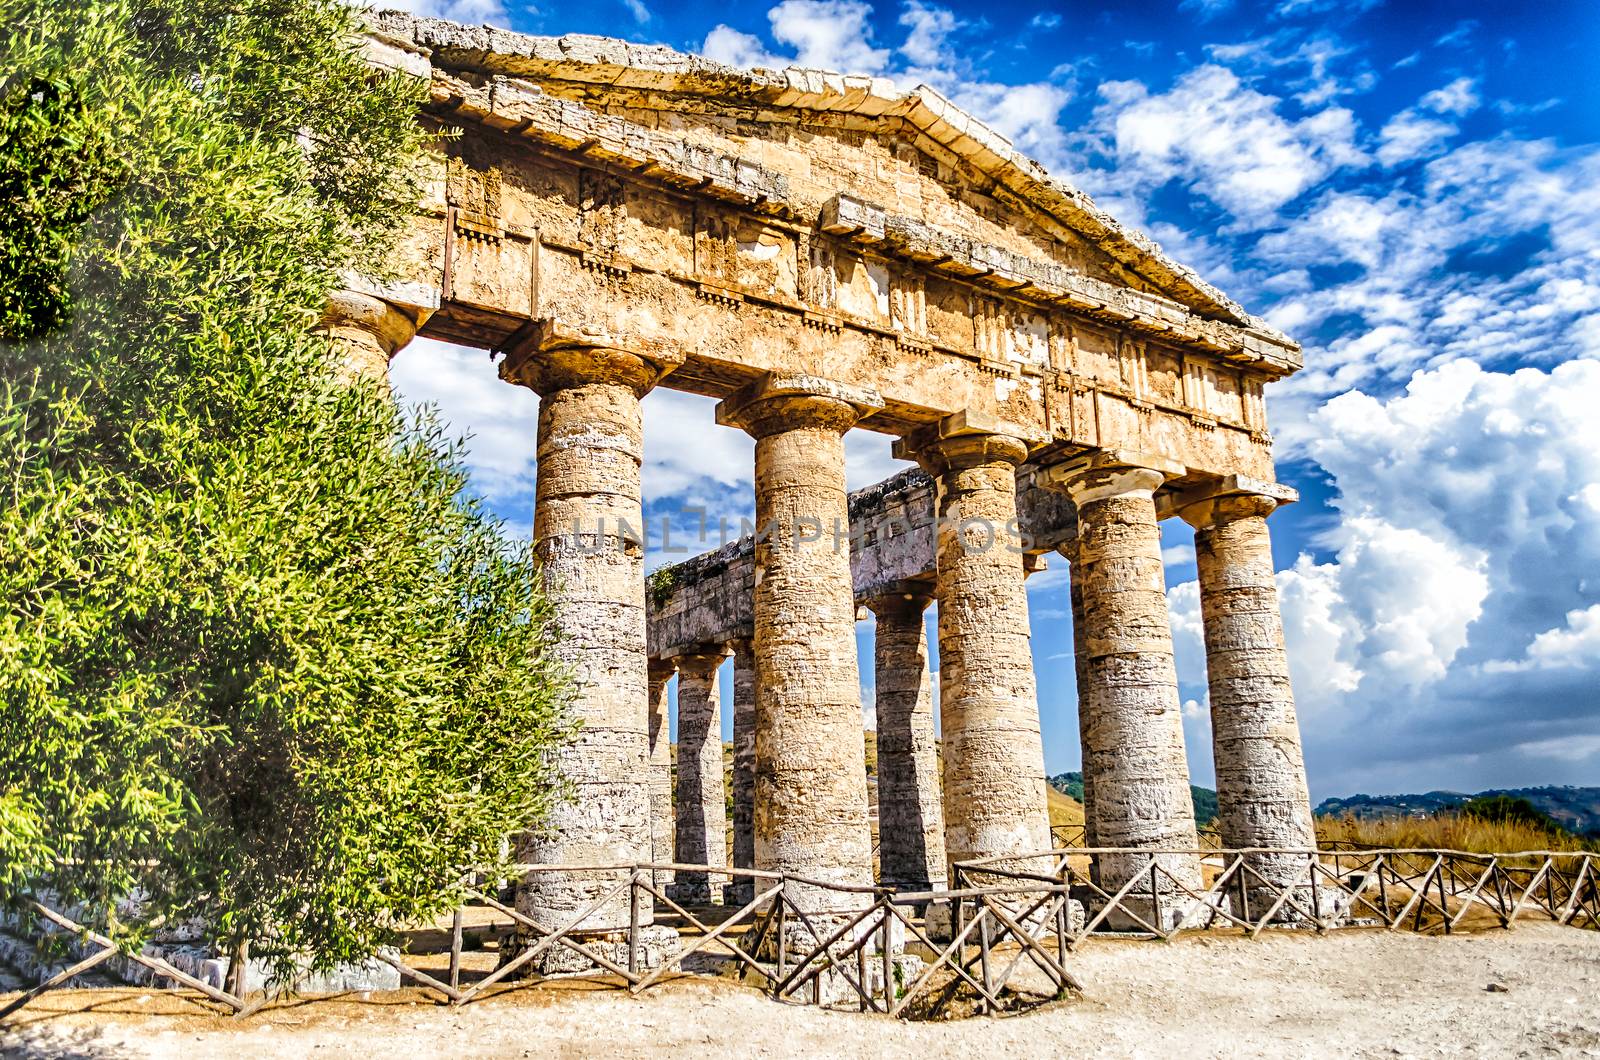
[1043,449,1185,504]
[863,589,934,619]
[320,290,426,386]
[1165,474,1299,530]
[498,319,684,397]
[715,373,883,439]
[321,289,425,350]
[647,658,678,682]
[671,647,730,676]
[891,410,1030,471]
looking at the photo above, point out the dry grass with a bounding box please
[1047,787,1085,829]
[1316,812,1593,854]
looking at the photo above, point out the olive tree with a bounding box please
[0,0,573,979]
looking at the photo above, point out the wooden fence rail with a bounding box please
[3,847,1595,1023]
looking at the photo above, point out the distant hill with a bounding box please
[1049,772,1219,827]
[1316,786,1600,837]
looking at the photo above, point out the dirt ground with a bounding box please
[3,922,1598,1059]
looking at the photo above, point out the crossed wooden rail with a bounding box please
[3,847,1595,1022]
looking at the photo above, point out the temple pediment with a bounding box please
[367,13,1294,361]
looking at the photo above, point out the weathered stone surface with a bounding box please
[648,466,1079,660]
[318,288,423,387]
[1182,490,1318,896]
[671,650,729,905]
[502,343,665,933]
[912,430,1050,874]
[348,14,1319,921]
[718,381,876,912]
[646,660,675,889]
[367,13,1301,362]
[1053,457,1202,896]
[1058,538,1098,858]
[727,637,757,905]
[866,592,946,892]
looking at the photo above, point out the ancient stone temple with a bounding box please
[338,14,1318,934]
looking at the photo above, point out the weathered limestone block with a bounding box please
[649,466,1080,662]
[647,660,676,889]
[716,375,878,914]
[671,650,729,905]
[912,430,1051,873]
[1050,457,1202,902]
[726,637,757,906]
[1181,491,1318,900]
[502,343,667,935]
[318,288,423,387]
[866,592,946,892]
[1057,539,1097,859]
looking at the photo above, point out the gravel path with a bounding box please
[4,922,1598,1058]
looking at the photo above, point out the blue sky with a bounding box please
[388,0,1600,801]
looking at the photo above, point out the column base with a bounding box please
[723,879,755,906]
[921,896,1083,942]
[666,879,723,907]
[497,924,681,978]
[1236,885,1350,927]
[1086,890,1232,934]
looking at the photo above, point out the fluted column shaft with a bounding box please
[719,383,875,911]
[1060,463,1201,895]
[1058,540,1098,854]
[728,638,757,904]
[1183,493,1317,887]
[672,651,728,904]
[868,593,947,891]
[917,433,1051,874]
[508,346,660,931]
[646,661,676,890]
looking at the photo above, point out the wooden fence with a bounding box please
[1048,824,1222,849]
[3,847,1595,1022]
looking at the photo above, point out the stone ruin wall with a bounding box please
[323,13,1323,936]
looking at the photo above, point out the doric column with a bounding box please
[903,426,1051,874]
[646,660,676,890]
[1057,538,1098,855]
[319,289,423,387]
[671,650,728,905]
[866,592,947,892]
[716,375,879,911]
[501,338,677,933]
[1179,484,1317,895]
[1047,453,1202,906]
[726,637,757,905]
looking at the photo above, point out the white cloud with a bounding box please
[1089,65,1365,227]
[702,1,889,74]
[641,389,753,497]
[390,337,539,504]
[845,430,916,492]
[1254,135,1600,453]
[622,0,651,24]
[1422,77,1480,117]
[769,0,890,73]
[700,25,784,69]
[1485,605,1600,673]
[1376,110,1458,167]
[1169,360,1600,792]
[898,0,959,67]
